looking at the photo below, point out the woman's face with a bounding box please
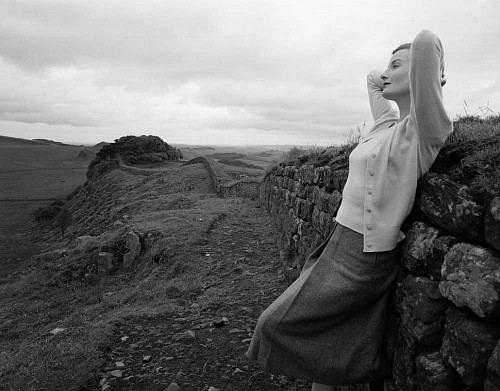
[381,49,410,101]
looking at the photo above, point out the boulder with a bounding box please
[75,235,100,252]
[439,243,500,318]
[485,196,500,252]
[415,351,463,391]
[393,325,419,391]
[123,231,142,266]
[415,173,484,243]
[399,275,448,347]
[441,307,500,387]
[97,252,114,272]
[401,222,442,276]
[427,235,461,280]
[143,230,163,251]
[485,339,500,391]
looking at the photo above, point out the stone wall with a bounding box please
[183,156,232,196]
[260,164,500,391]
[220,178,260,198]
[183,157,260,199]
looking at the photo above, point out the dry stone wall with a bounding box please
[220,178,260,198]
[184,157,260,199]
[260,164,500,391]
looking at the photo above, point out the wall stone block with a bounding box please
[313,166,325,186]
[400,275,448,347]
[427,235,461,280]
[485,196,500,252]
[333,169,349,193]
[328,190,342,215]
[284,189,292,207]
[416,172,484,243]
[441,307,500,387]
[439,242,500,318]
[297,183,307,198]
[393,324,420,391]
[324,166,335,192]
[298,199,314,222]
[415,351,463,391]
[485,339,500,391]
[401,221,443,276]
[123,230,142,266]
[300,165,315,184]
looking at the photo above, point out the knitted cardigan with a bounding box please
[336,30,453,252]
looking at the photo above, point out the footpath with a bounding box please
[99,200,367,391]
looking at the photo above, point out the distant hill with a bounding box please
[88,142,109,153]
[77,148,97,160]
[0,135,85,148]
[0,135,47,146]
[32,139,81,147]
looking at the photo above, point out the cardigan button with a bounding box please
[371,153,376,158]
[367,243,372,248]
[367,224,372,230]
[367,189,373,195]
[369,170,374,176]
[367,208,372,213]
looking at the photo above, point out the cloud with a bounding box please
[0,0,499,145]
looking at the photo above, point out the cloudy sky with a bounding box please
[0,0,498,146]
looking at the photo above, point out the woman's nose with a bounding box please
[380,72,388,81]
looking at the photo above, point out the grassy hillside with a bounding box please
[0,161,245,389]
[0,136,91,277]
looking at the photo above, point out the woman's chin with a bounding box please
[382,90,396,101]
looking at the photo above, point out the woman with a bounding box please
[246,30,452,391]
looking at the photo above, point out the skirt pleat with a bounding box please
[246,223,399,385]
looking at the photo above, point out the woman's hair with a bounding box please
[392,43,411,54]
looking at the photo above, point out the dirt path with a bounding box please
[99,200,368,391]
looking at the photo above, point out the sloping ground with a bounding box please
[1,161,367,391]
[99,205,368,391]
[99,203,308,391]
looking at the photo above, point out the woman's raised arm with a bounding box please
[409,30,452,142]
[367,70,399,122]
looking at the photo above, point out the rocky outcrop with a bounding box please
[87,135,182,179]
[260,164,500,390]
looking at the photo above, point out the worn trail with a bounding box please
[100,199,367,391]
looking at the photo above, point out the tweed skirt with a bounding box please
[246,223,399,385]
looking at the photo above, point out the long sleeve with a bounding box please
[364,71,399,140]
[367,70,398,122]
[408,30,452,142]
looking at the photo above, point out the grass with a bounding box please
[431,114,500,198]
[0,162,240,390]
[273,115,500,200]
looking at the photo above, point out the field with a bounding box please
[0,135,292,278]
[0,137,309,391]
[0,136,91,277]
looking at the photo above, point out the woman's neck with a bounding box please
[396,96,411,121]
